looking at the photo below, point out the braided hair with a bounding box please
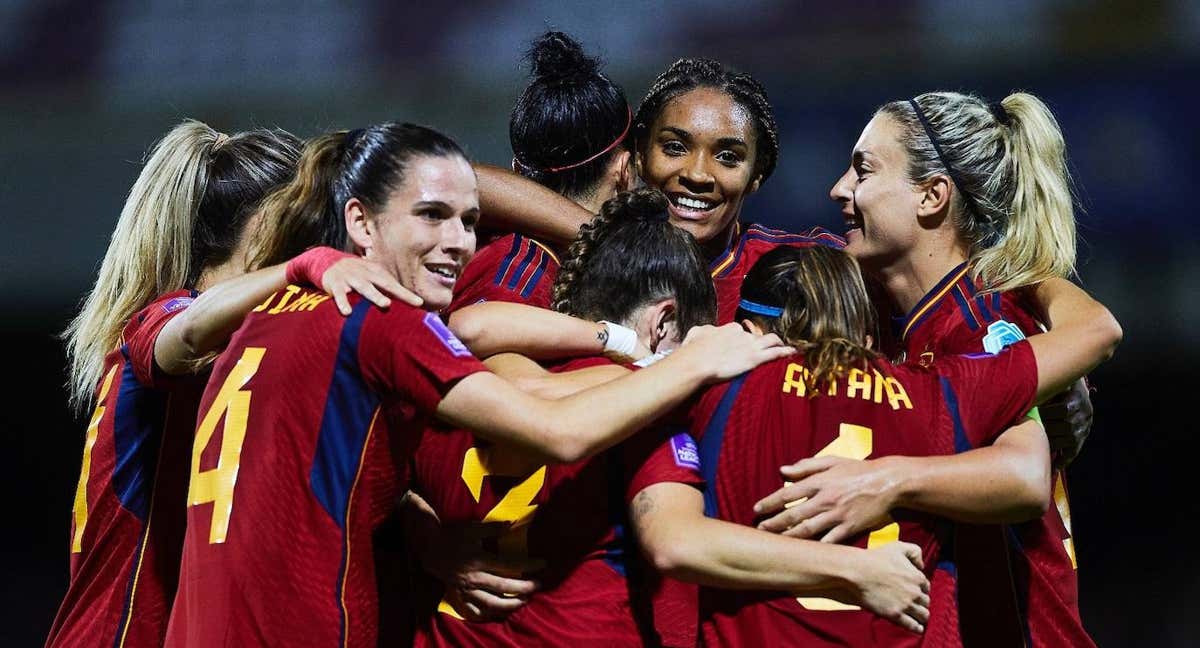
[551,188,715,335]
[634,58,779,184]
[510,31,630,200]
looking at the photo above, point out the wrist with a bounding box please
[881,455,919,509]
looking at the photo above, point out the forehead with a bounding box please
[390,154,477,207]
[855,113,907,164]
[656,87,755,142]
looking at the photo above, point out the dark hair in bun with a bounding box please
[510,31,631,200]
[551,188,715,335]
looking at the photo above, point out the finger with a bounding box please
[901,543,925,571]
[462,588,528,618]
[349,278,392,309]
[331,282,352,316]
[756,507,806,534]
[910,600,930,626]
[779,456,841,480]
[753,482,817,515]
[463,571,539,596]
[368,269,421,306]
[783,510,839,539]
[820,522,854,545]
[892,610,924,635]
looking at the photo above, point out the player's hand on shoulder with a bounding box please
[854,541,929,634]
[678,323,795,382]
[321,256,422,315]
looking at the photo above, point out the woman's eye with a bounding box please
[716,150,743,166]
[662,140,686,156]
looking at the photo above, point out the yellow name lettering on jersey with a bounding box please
[251,285,332,316]
[781,364,913,411]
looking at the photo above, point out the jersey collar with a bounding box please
[899,261,971,342]
[708,222,743,278]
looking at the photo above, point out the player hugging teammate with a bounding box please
[48,30,1117,648]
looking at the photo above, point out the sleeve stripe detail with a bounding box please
[491,235,525,286]
[504,241,539,290]
[938,376,973,453]
[951,285,983,331]
[519,251,552,298]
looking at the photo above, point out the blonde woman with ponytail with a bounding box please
[754,90,1097,646]
[49,120,412,648]
[655,244,1118,645]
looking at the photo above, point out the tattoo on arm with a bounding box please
[597,326,609,347]
[632,490,656,520]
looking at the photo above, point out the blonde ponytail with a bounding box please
[63,120,220,411]
[974,93,1076,292]
[879,91,1076,294]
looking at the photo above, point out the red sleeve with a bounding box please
[449,234,559,311]
[935,340,1039,448]
[623,428,705,502]
[123,291,197,389]
[358,305,488,415]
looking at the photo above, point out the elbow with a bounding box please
[174,315,206,360]
[447,310,483,352]
[1009,456,1053,521]
[643,537,696,579]
[1097,309,1123,361]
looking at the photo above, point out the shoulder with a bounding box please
[121,288,198,340]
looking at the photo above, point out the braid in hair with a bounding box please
[634,58,780,183]
[550,209,613,314]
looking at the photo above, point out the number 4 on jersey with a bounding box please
[188,347,265,544]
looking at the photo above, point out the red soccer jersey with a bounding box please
[47,290,204,648]
[710,223,845,324]
[448,233,559,312]
[408,356,704,647]
[690,344,1039,648]
[163,285,486,648]
[896,262,1092,647]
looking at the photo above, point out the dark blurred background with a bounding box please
[2,1,1196,644]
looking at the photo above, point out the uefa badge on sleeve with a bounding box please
[982,320,1026,354]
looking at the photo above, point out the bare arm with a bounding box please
[436,324,793,464]
[631,482,930,634]
[475,164,593,248]
[155,254,415,376]
[754,417,1051,542]
[483,353,629,400]
[449,301,614,361]
[1026,278,1121,401]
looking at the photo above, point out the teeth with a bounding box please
[675,196,715,210]
[428,266,455,278]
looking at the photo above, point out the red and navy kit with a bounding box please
[448,232,559,312]
[895,261,1092,647]
[163,286,486,648]
[408,356,704,647]
[690,345,1039,648]
[47,290,204,648]
[710,223,845,323]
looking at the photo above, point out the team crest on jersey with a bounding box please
[670,433,701,471]
[423,312,472,357]
[160,296,193,313]
[982,319,1026,354]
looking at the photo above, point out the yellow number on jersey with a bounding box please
[188,347,265,544]
[438,446,547,619]
[796,423,902,611]
[71,365,119,553]
[1053,473,1077,569]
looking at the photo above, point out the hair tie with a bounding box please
[988,101,1012,127]
[539,105,633,173]
[212,132,230,148]
[737,299,783,318]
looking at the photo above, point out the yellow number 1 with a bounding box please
[797,423,901,611]
[188,347,264,544]
[71,365,119,553]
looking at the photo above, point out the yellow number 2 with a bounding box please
[71,365,119,553]
[438,446,547,619]
[188,347,264,544]
[797,423,901,611]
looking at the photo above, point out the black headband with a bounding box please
[988,101,1012,127]
[907,99,996,239]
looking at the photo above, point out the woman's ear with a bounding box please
[741,318,767,336]
[611,149,634,194]
[917,175,953,220]
[747,175,762,195]
[344,198,372,256]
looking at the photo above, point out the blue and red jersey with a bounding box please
[408,356,704,647]
[895,262,1092,647]
[164,286,487,648]
[449,233,559,312]
[710,223,845,324]
[47,290,204,648]
[688,345,1039,648]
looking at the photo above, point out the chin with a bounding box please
[415,286,453,312]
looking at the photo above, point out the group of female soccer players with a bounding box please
[49,31,1120,648]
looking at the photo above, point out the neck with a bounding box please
[193,252,246,292]
[874,233,970,315]
[702,219,740,263]
[575,191,607,216]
